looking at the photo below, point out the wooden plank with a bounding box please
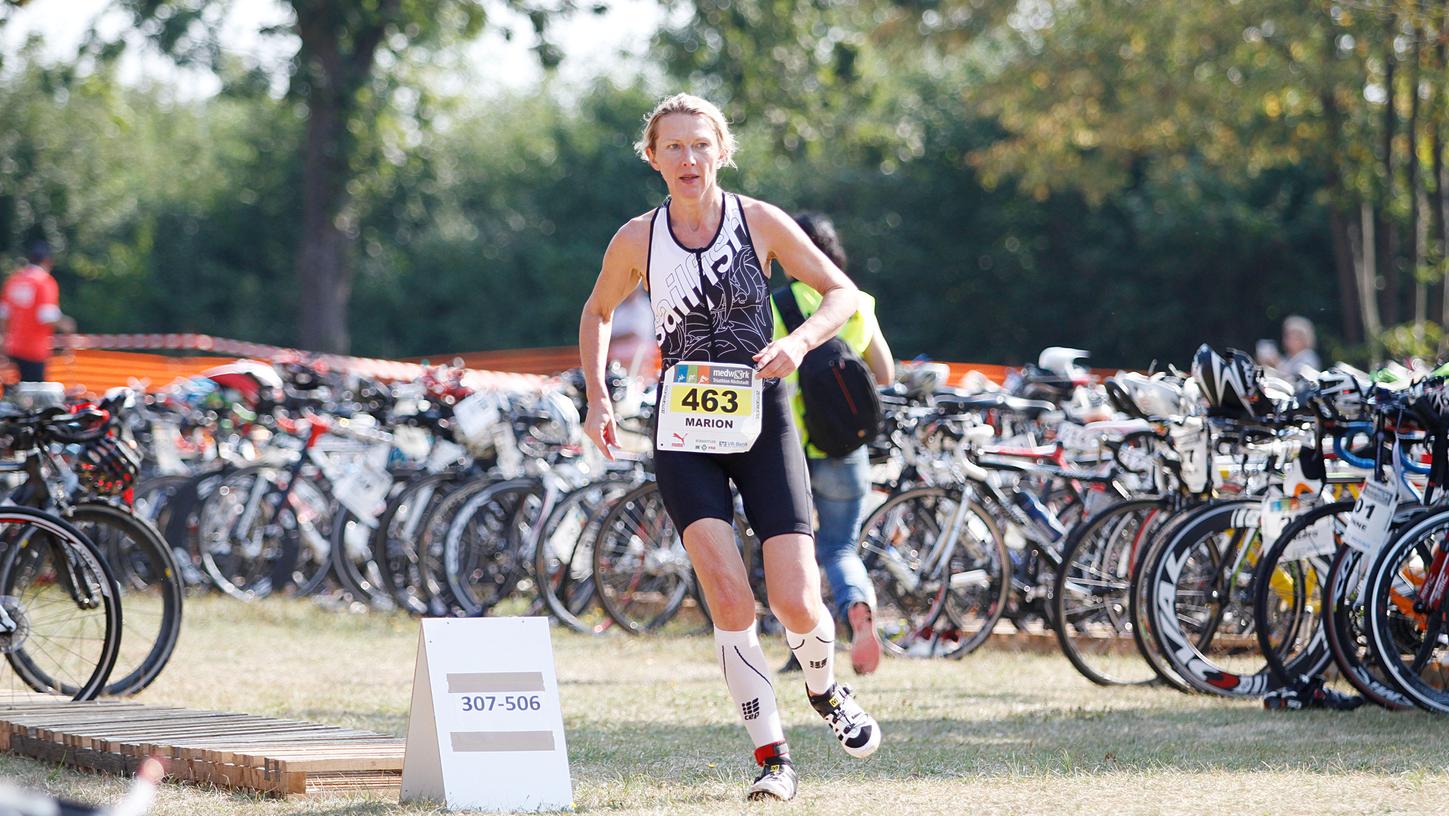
[0,700,406,798]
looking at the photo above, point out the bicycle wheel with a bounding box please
[1145,498,1286,697]
[1363,507,1449,712]
[131,474,190,549]
[197,466,333,599]
[856,485,1008,658]
[1251,500,1349,689]
[0,507,122,700]
[156,468,230,592]
[1128,501,1207,694]
[534,476,637,634]
[330,505,391,607]
[1053,496,1170,686]
[375,471,466,614]
[592,481,693,634]
[70,502,184,696]
[1324,541,1414,709]
[442,479,538,617]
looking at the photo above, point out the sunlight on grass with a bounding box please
[0,596,1443,815]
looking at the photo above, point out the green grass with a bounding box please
[1,595,1446,815]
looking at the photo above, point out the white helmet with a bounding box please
[1038,347,1090,381]
[1110,372,1187,419]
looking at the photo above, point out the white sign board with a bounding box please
[401,617,572,812]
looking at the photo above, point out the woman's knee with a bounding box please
[694,567,755,628]
[769,591,822,633]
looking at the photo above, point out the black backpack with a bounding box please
[772,286,884,457]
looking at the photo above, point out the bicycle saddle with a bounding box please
[936,392,1057,418]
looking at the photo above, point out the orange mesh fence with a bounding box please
[25,335,1107,396]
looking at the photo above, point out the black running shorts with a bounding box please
[653,380,814,542]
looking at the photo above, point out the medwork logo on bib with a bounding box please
[709,367,752,387]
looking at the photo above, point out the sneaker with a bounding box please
[847,603,882,675]
[747,756,797,801]
[808,683,881,759]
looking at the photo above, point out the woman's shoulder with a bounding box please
[735,195,789,230]
[609,210,659,250]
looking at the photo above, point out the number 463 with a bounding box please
[681,388,737,413]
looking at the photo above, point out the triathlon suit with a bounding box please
[646,192,813,541]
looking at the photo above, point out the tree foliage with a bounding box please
[0,1,1390,369]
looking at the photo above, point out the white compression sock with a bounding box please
[714,625,785,750]
[786,607,837,696]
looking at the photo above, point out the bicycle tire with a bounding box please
[442,478,538,617]
[374,470,467,614]
[534,476,637,634]
[1145,498,1286,697]
[69,502,184,697]
[1362,507,1449,712]
[1323,541,1414,709]
[1128,500,1207,694]
[0,506,122,700]
[330,504,392,608]
[196,465,333,599]
[1251,500,1348,689]
[592,481,693,634]
[1053,496,1170,686]
[856,485,1008,659]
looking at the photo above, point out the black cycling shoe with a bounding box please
[747,756,797,801]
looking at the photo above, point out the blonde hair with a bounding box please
[634,93,738,167]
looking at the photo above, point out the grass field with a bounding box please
[1,595,1445,815]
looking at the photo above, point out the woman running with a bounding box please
[578,93,881,802]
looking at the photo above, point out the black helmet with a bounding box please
[1191,344,1261,417]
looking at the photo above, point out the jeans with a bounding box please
[807,445,876,622]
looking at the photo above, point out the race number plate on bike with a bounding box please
[656,362,762,454]
[1341,478,1397,553]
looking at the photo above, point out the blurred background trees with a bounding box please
[0,0,1438,367]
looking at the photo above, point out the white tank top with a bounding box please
[647,192,772,372]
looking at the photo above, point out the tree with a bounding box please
[108,0,577,353]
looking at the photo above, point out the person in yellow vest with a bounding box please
[772,212,893,675]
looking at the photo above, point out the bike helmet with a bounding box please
[1108,372,1187,419]
[899,363,950,400]
[1191,344,1261,417]
[201,360,284,405]
[73,435,142,496]
[1038,347,1091,384]
[1310,366,1367,422]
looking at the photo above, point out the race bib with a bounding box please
[1056,422,1096,452]
[152,420,186,475]
[1281,513,1338,561]
[1341,478,1397,553]
[453,391,501,446]
[1259,495,1302,548]
[656,362,762,454]
[333,459,392,518]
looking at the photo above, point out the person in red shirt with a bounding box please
[0,242,74,382]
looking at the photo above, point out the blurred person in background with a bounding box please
[774,212,891,677]
[1,241,75,382]
[1256,314,1321,381]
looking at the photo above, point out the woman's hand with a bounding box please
[584,400,620,460]
[753,334,808,379]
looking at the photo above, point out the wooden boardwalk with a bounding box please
[0,698,404,797]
